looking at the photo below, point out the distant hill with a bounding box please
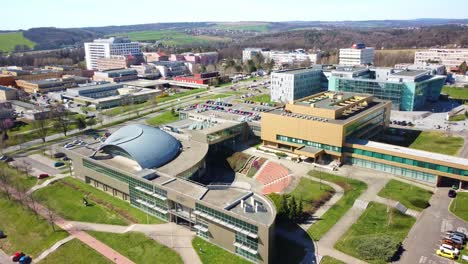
[0,19,467,53]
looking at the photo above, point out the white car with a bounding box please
[440,244,460,255]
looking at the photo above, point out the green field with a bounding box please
[214,23,270,32]
[88,231,183,264]
[320,256,345,264]
[249,94,272,103]
[109,30,229,46]
[146,111,179,126]
[289,178,335,213]
[449,192,468,222]
[378,179,433,211]
[157,88,206,103]
[0,163,39,191]
[335,202,416,264]
[449,113,467,121]
[0,196,68,257]
[0,32,36,52]
[442,86,468,100]
[192,237,251,264]
[39,239,112,264]
[307,171,367,241]
[409,131,464,155]
[34,177,163,225]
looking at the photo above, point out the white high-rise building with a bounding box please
[414,49,468,70]
[339,43,374,66]
[270,68,323,103]
[84,37,141,70]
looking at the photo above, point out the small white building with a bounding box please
[270,68,323,103]
[339,43,374,66]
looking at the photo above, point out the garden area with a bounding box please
[34,177,163,225]
[0,195,68,257]
[378,179,433,211]
[249,94,272,103]
[39,239,111,264]
[320,256,345,264]
[409,131,464,155]
[192,237,251,264]
[145,110,180,126]
[88,231,183,264]
[335,202,416,264]
[442,86,468,100]
[449,192,468,222]
[307,171,367,241]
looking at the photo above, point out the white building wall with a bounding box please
[339,48,374,66]
[85,38,141,70]
[414,49,468,69]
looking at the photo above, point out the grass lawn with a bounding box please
[215,22,270,32]
[0,164,38,191]
[88,231,183,264]
[449,192,468,222]
[157,88,206,103]
[199,94,233,101]
[335,202,416,264]
[378,179,433,211]
[102,101,155,117]
[249,94,272,103]
[145,111,179,126]
[39,239,112,264]
[34,177,163,225]
[307,171,367,241]
[273,234,306,264]
[320,256,345,264]
[192,237,251,264]
[0,196,68,257]
[409,131,464,155]
[442,86,468,100]
[110,30,229,46]
[289,178,335,213]
[0,32,36,52]
[449,113,467,121]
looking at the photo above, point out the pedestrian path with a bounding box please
[34,236,75,263]
[27,174,69,194]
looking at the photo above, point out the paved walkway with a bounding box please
[0,249,10,263]
[27,173,69,194]
[34,235,75,263]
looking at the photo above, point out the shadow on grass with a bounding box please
[390,245,406,262]
[274,221,314,264]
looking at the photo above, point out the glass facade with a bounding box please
[345,109,385,139]
[276,135,342,153]
[349,157,436,183]
[346,148,468,176]
[195,204,258,234]
[236,247,258,262]
[207,125,243,143]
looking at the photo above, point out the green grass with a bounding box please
[192,237,251,264]
[34,177,163,225]
[378,179,433,211]
[449,192,468,222]
[409,131,464,155]
[0,32,36,52]
[199,94,233,100]
[307,171,367,241]
[459,247,468,263]
[320,256,345,264]
[102,101,155,117]
[88,231,183,264]
[0,195,68,257]
[289,178,335,213]
[0,163,39,191]
[214,22,270,32]
[249,94,272,103]
[109,30,229,46]
[449,113,467,121]
[335,202,416,264]
[442,86,468,100]
[157,88,206,103]
[145,111,179,126]
[39,239,112,264]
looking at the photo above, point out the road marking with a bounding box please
[419,255,427,263]
[457,227,467,234]
[440,219,453,233]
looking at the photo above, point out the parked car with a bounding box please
[446,231,466,241]
[442,239,462,249]
[53,152,65,158]
[436,249,456,259]
[449,235,464,245]
[0,155,13,162]
[37,173,49,179]
[54,162,65,167]
[64,143,74,149]
[448,190,457,198]
[62,156,70,161]
[440,244,459,255]
[12,252,24,262]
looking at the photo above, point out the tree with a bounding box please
[459,61,468,74]
[51,104,72,136]
[75,115,87,131]
[278,195,289,220]
[45,205,57,232]
[297,197,304,222]
[86,117,97,127]
[355,235,401,262]
[31,118,50,143]
[288,196,297,221]
[0,167,12,200]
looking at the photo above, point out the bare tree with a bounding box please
[51,104,72,136]
[31,118,50,143]
[15,183,28,208]
[0,167,12,200]
[27,192,39,216]
[18,160,32,177]
[45,205,57,232]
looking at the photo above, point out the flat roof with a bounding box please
[349,139,468,167]
[0,85,15,91]
[391,70,428,77]
[273,68,321,75]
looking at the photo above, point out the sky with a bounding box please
[2,0,468,30]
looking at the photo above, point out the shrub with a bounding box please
[355,235,401,262]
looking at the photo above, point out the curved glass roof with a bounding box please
[99,124,181,169]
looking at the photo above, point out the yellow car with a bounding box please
[436,249,456,259]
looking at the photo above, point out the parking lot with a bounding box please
[397,188,468,264]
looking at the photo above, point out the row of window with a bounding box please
[236,247,258,262]
[236,232,258,250]
[276,135,342,153]
[195,204,258,234]
[345,109,385,136]
[346,148,468,176]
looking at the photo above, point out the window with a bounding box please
[276,135,342,153]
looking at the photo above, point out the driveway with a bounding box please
[396,188,468,264]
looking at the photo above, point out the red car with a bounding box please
[37,173,49,179]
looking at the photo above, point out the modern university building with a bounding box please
[64,124,276,263]
[261,91,468,187]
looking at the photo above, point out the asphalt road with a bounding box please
[397,187,468,264]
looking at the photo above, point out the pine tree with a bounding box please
[289,196,297,221]
[297,197,304,223]
[278,195,289,220]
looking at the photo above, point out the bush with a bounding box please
[355,235,401,262]
[226,152,251,172]
[275,152,287,158]
[409,198,429,209]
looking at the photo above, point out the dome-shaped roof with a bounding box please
[98,124,181,169]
